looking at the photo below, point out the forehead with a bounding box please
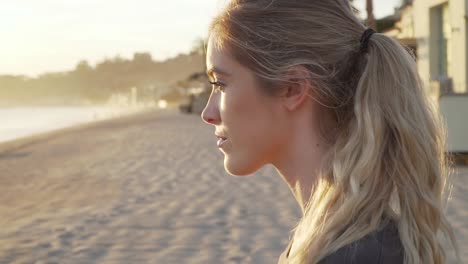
[206,37,238,76]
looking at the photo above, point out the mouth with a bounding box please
[216,136,228,148]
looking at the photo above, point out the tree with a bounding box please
[191,38,206,56]
[75,60,92,71]
[191,38,207,71]
[133,52,153,66]
[366,0,377,30]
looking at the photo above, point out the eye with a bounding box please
[209,81,225,92]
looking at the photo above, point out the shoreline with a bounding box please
[0,106,176,155]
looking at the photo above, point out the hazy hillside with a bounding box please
[0,51,205,106]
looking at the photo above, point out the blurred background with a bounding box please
[0,0,220,142]
[0,0,466,263]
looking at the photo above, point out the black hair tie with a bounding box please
[359,28,375,53]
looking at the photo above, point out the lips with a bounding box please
[215,133,228,148]
[217,137,228,148]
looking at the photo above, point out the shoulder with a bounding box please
[318,221,404,264]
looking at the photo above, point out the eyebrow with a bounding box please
[206,67,231,78]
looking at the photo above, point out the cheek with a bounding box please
[220,88,257,127]
[225,92,281,152]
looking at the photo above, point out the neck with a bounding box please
[274,154,323,213]
[272,121,328,214]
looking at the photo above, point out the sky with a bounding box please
[0,0,401,77]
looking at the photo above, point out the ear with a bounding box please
[280,65,313,111]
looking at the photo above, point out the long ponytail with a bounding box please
[285,23,459,264]
[341,33,458,264]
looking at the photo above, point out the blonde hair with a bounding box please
[209,0,459,263]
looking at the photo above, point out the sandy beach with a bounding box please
[0,108,466,263]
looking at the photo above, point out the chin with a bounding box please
[224,156,264,176]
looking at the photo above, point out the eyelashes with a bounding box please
[209,80,225,92]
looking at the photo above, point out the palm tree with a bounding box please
[366,0,377,30]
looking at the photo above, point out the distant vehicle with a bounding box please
[439,93,468,164]
[179,90,209,115]
[179,95,194,113]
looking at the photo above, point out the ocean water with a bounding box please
[0,106,147,143]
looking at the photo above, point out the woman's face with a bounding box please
[201,37,286,176]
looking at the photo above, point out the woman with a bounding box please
[201,0,459,263]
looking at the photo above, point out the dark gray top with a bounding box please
[278,221,404,264]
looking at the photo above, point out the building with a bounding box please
[383,1,417,52]
[384,0,468,100]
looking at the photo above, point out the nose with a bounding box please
[201,91,221,125]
